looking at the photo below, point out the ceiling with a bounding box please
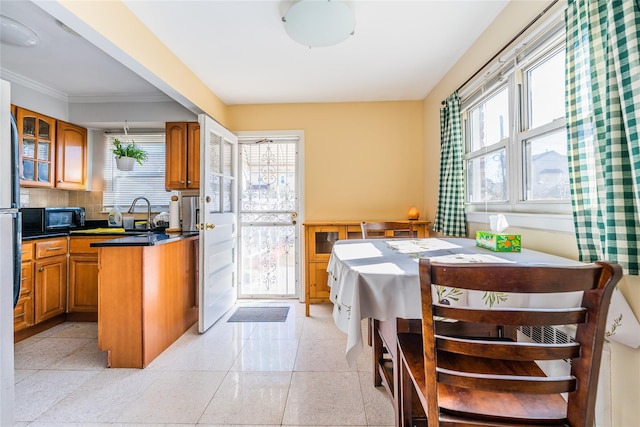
[0,0,509,109]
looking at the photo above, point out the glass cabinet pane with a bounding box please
[22,117,35,136]
[37,163,49,182]
[315,231,338,255]
[38,118,50,140]
[37,142,49,161]
[22,139,35,158]
[22,161,34,180]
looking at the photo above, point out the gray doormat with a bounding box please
[227,306,290,323]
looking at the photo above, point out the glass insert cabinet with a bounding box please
[17,107,56,187]
[304,220,431,316]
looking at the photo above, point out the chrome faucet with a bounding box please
[128,197,151,230]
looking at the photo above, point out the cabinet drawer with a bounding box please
[13,295,33,331]
[70,237,111,254]
[20,261,33,295]
[21,242,33,262]
[35,238,68,259]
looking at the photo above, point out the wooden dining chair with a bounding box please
[397,258,622,427]
[361,221,415,239]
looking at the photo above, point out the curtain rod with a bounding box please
[441,0,560,105]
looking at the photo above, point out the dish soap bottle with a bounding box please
[108,206,123,227]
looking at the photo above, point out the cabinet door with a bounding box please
[68,254,98,312]
[308,262,331,301]
[186,122,200,189]
[34,255,67,323]
[165,122,187,189]
[307,225,346,261]
[14,260,34,331]
[56,120,87,190]
[17,107,56,187]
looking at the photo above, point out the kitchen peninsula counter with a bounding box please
[95,233,199,368]
[90,230,198,247]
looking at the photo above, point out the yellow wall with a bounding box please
[228,102,424,222]
[424,1,640,425]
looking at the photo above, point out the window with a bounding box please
[102,133,176,211]
[462,20,570,216]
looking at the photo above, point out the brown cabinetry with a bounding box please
[68,236,112,317]
[15,106,87,189]
[98,236,199,368]
[33,237,68,324]
[14,242,34,331]
[304,221,430,316]
[55,120,87,190]
[16,107,56,187]
[165,122,200,190]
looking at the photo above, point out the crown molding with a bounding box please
[1,68,173,104]
[1,68,68,102]
[67,93,173,104]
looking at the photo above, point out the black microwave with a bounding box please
[20,207,86,236]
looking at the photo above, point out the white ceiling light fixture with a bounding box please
[282,0,355,48]
[0,15,39,47]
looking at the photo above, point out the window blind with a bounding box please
[102,133,176,211]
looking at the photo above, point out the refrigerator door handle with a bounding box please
[13,211,21,308]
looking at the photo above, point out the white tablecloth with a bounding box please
[327,238,638,366]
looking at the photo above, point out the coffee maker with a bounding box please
[181,195,200,231]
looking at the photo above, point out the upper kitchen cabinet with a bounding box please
[165,122,200,190]
[56,120,87,190]
[17,107,56,187]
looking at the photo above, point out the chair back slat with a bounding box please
[430,263,605,293]
[437,367,577,394]
[436,335,581,361]
[395,259,623,427]
[433,305,588,326]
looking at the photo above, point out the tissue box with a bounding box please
[475,231,521,252]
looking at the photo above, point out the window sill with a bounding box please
[466,211,574,234]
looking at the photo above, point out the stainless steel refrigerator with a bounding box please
[0,79,19,425]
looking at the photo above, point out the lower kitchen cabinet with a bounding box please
[14,242,34,331]
[69,236,112,315]
[33,237,68,324]
[98,236,199,368]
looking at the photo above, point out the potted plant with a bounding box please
[112,138,148,171]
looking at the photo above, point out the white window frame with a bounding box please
[461,17,573,233]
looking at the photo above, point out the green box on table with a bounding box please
[475,231,521,252]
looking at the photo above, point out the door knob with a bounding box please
[205,223,215,230]
[195,223,202,230]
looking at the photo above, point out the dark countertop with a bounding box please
[22,232,69,241]
[90,231,199,247]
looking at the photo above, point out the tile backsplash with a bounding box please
[21,188,105,219]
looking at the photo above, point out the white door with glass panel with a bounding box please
[238,135,300,298]
[198,114,238,333]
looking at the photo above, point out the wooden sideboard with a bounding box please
[303,220,431,316]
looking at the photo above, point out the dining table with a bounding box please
[327,237,587,367]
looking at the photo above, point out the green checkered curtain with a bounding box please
[565,0,640,275]
[433,92,467,236]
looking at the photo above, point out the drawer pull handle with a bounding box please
[14,313,25,319]
[21,251,28,255]
[21,277,27,281]
[46,247,63,251]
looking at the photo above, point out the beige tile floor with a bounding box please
[13,301,394,427]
